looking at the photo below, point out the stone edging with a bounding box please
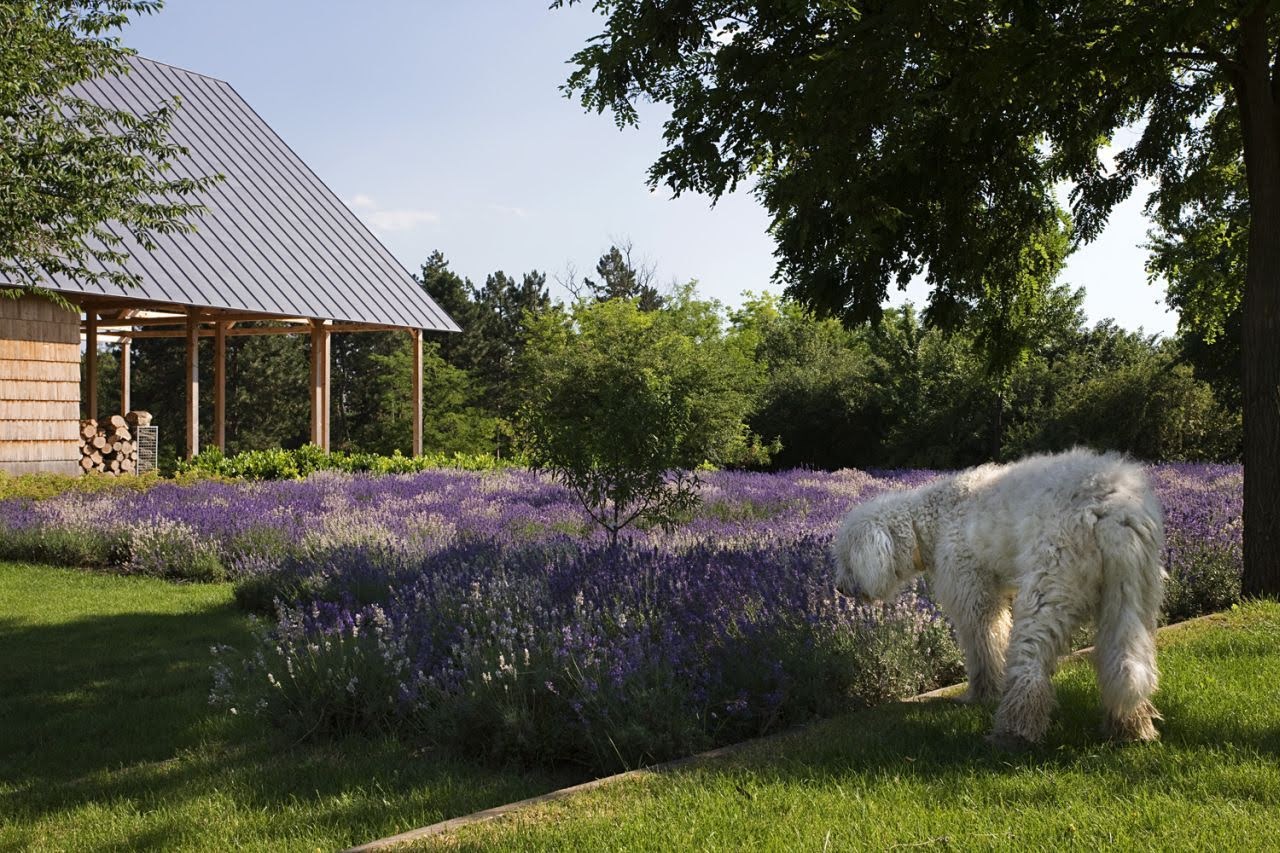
[342,734,791,852]
[344,611,1225,851]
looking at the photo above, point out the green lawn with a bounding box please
[6,561,1278,852]
[438,602,1280,851]
[0,562,573,852]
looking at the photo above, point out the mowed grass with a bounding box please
[0,562,573,852]
[438,602,1280,851]
[6,560,1277,852]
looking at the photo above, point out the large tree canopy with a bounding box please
[556,0,1280,596]
[1,0,213,293]
[1146,101,1247,410]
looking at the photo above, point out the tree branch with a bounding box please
[1166,49,1237,73]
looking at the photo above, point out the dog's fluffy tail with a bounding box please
[1093,489,1164,740]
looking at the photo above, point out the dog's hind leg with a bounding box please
[990,576,1078,747]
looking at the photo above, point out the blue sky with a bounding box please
[123,0,1177,335]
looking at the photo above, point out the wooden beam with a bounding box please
[120,338,131,414]
[305,320,332,451]
[124,325,300,339]
[86,313,312,328]
[309,322,318,446]
[186,313,199,458]
[71,296,193,316]
[214,320,227,452]
[85,311,98,421]
[121,322,407,339]
[412,328,423,457]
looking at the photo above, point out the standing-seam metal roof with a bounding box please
[17,55,459,332]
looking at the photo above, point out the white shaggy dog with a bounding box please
[832,449,1164,748]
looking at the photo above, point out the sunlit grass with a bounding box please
[436,602,1280,851]
[5,559,1275,851]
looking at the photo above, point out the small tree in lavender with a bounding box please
[519,290,762,546]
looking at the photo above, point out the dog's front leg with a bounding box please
[934,553,1009,705]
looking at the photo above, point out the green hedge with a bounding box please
[173,445,517,480]
[0,448,517,502]
[0,471,188,502]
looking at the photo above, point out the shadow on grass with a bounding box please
[0,604,251,782]
[0,600,574,848]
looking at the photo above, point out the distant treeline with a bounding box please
[87,245,1241,468]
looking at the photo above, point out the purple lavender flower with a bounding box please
[2,463,1241,772]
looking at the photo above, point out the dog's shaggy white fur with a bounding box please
[833,449,1164,747]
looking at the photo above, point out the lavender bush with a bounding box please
[1151,464,1244,622]
[0,465,1241,606]
[0,468,889,581]
[213,538,962,771]
[0,463,1243,773]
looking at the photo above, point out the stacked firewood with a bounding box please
[79,411,151,474]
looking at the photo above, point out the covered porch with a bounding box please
[80,296,428,458]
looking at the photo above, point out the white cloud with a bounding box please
[364,209,441,231]
[490,204,529,219]
[346,194,440,231]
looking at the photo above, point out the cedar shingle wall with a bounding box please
[0,296,81,475]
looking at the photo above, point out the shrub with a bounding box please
[232,570,302,615]
[0,471,166,502]
[1162,541,1243,623]
[203,463,1239,774]
[238,606,411,736]
[1025,360,1241,462]
[0,524,127,567]
[125,519,227,582]
[1155,464,1244,622]
[519,295,763,545]
[214,539,964,774]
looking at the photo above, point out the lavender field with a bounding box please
[0,464,1243,772]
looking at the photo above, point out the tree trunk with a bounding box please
[1235,9,1280,597]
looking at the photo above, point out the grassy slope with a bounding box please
[440,602,1280,851]
[0,562,571,852]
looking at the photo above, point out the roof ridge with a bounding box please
[128,53,231,86]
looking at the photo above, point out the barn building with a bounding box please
[0,56,458,475]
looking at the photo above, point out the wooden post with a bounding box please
[214,320,226,451]
[186,313,199,458]
[85,311,98,421]
[309,321,319,447]
[310,320,330,450]
[321,323,331,451]
[412,328,423,457]
[119,338,131,415]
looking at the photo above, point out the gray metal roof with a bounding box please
[20,55,458,332]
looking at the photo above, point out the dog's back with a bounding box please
[949,449,1159,545]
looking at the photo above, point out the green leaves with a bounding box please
[418,252,552,444]
[556,1,1246,330]
[518,294,761,543]
[1,1,218,291]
